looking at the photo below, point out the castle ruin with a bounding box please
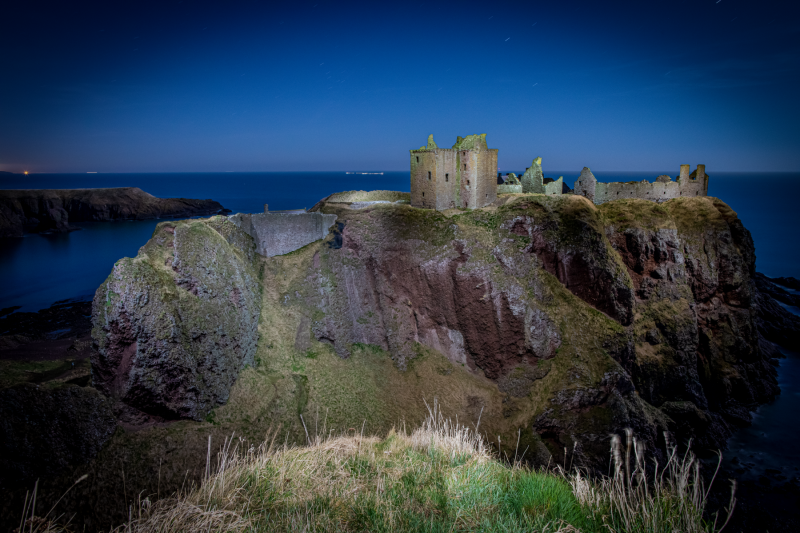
[573,165,709,204]
[409,134,709,210]
[410,134,498,209]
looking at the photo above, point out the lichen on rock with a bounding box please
[91,216,263,421]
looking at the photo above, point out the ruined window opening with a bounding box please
[416,156,419,163]
[445,173,449,182]
[467,180,470,185]
[428,171,431,180]
[485,193,488,198]
[422,192,425,197]
[463,163,467,170]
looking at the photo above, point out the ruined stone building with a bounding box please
[573,165,709,204]
[410,134,498,209]
[410,134,708,209]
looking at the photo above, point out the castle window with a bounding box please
[445,174,449,182]
[416,156,419,163]
[464,163,467,170]
[422,192,425,197]
[467,180,470,185]
[428,171,431,180]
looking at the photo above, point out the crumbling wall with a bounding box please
[575,166,709,205]
[544,177,564,196]
[595,180,681,204]
[521,157,545,194]
[498,183,522,194]
[230,212,337,257]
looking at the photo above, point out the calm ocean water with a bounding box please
[1,170,799,479]
[1,171,798,312]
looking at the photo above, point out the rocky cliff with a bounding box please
[0,187,225,237]
[91,216,262,422]
[90,192,794,472]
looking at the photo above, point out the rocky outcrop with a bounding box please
[0,383,116,489]
[91,216,262,421]
[89,193,792,471]
[0,187,226,237]
[600,198,782,449]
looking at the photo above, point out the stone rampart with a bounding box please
[230,211,338,257]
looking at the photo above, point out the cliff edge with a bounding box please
[0,187,225,237]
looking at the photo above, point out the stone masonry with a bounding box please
[573,165,709,204]
[230,210,338,257]
[410,134,498,209]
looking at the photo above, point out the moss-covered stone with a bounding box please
[91,217,263,421]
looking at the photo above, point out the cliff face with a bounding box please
[91,193,787,470]
[600,198,780,448]
[91,217,262,422]
[0,187,225,237]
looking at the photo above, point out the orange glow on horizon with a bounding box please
[24,171,28,175]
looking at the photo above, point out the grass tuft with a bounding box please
[32,404,733,532]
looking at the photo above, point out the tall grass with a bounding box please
[21,401,735,532]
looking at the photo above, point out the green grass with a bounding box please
[79,403,731,533]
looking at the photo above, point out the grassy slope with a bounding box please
[98,406,722,533]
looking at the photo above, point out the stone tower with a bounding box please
[410,134,498,210]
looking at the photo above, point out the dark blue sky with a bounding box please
[1,0,798,173]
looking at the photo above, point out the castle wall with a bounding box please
[593,181,680,204]
[471,149,498,208]
[544,177,564,196]
[410,150,438,209]
[230,211,338,257]
[498,183,522,194]
[435,150,459,210]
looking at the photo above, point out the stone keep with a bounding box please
[410,134,498,210]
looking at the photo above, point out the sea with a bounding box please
[1,170,799,481]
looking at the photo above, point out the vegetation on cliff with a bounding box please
[4,191,790,532]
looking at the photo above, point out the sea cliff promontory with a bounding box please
[3,191,799,531]
[0,187,226,237]
[92,192,795,467]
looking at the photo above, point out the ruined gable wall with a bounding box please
[573,168,596,202]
